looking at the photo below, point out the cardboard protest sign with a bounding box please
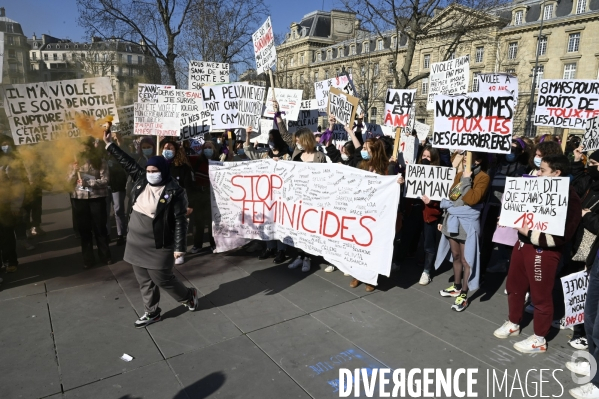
[2,77,119,145]
[314,75,355,113]
[582,116,599,151]
[476,73,518,105]
[328,87,359,127]
[188,60,229,90]
[180,109,212,141]
[137,83,175,103]
[561,271,589,327]
[112,105,134,136]
[134,102,178,136]
[427,55,470,110]
[263,88,303,121]
[254,118,274,144]
[398,135,418,164]
[287,109,319,134]
[433,93,514,154]
[535,79,599,129]
[209,159,400,285]
[405,164,457,201]
[202,83,265,130]
[252,17,277,75]
[384,89,416,128]
[498,177,570,236]
[414,121,430,141]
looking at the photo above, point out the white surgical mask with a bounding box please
[341,153,349,161]
[361,150,371,160]
[162,149,174,160]
[1,145,9,153]
[146,172,162,185]
[296,144,304,151]
[534,156,542,168]
[217,139,222,144]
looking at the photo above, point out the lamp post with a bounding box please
[525,0,547,137]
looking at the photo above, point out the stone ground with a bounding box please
[0,192,585,399]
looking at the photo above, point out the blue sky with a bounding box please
[5,0,338,41]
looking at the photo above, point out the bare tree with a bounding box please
[76,0,194,86]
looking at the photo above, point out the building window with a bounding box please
[118,54,122,63]
[506,68,516,74]
[33,42,38,48]
[94,53,99,62]
[127,55,132,64]
[377,40,384,50]
[44,53,48,60]
[9,63,17,72]
[126,45,132,52]
[300,53,305,64]
[325,70,329,79]
[387,80,393,88]
[373,83,378,94]
[475,46,484,63]
[361,65,366,76]
[508,42,518,60]
[388,61,394,73]
[350,45,356,55]
[423,54,430,69]
[347,67,352,74]
[391,36,397,49]
[514,10,523,25]
[568,33,580,52]
[576,0,587,14]
[316,52,321,62]
[300,74,304,84]
[31,52,36,60]
[373,63,379,76]
[53,53,58,61]
[290,57,295,67]
[537,36,547,56]
[472,76,479,92]
[65,45,69,49]
[7,36,14,45]
[327,50,332,60]
[81,53,86,59]
[534,65,544,85]
[338,48,343,58]
[363,42,369,53]
[110,65,114,73]
[543,4,553,19]
[447,51,455,60]
[138,56,142,65]
[563,63,577,79]
[421,81,428,95]
[56,45,60,49]
[62,53,67,60]
[8,49,16,58]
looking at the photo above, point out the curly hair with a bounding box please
[359,139,389,175]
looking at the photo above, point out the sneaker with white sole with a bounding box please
[324,265,335,273]
[189,246,201,254]
[570,337,589,350]
[567,361,591,376]
[182,288,199,311]
[493,320,521,339]
[419,272,431,286]
[175,255,185,265]
[302,258,311,272]
[451,293,468,312]
[288,256,303,269]
[569,383,599,399]
[513,335,547,354]
[343,273,350,276]
[440,284,461,297]
[135,310,161,328]
[552,317,574,330]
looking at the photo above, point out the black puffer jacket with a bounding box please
[573,179,599,268]
[107,143,188,253]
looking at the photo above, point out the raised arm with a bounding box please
[273,101,294,148]
[103,128,144,182]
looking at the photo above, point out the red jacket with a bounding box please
[423,200,442,223]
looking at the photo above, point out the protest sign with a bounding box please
[476,73,518,105]
[180,109,212,141]
[263,88,303,121]
[498,176,570,236]
[112,105,134,136]
[252,17,277,75]
[189,138,205,154]
[314,75,354,113]
[362,122,393,139]
[384,89,416,128]
[414,121,430,141]
[2,77,119,145]
[561,271,589,327]
[405,164,456,201]
[134,102,178,136]
[188,60,229,90]
[328,87,359,127]
[535,79,599,129]
[287,109,319,134]
[137,83,174,103]
[433,93,514,154]
[427,55,470,110]
[398,135,418,164]
[300,99,319,110]
[209,159,400,285]
[202,83,265,130]
[253,118,274,144]
[582,116,599,151]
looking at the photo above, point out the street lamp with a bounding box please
[525,0,548,137]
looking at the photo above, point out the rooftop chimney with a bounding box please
[0,8,5,17]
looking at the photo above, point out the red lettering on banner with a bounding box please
[254,28,274,52]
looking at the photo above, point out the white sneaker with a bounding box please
[567,361,591,376]
[493,320,520,339]
[504,288,507,295]
[513,335,547,354]
[552,317,574,330]
[324,265,335,273]
[525,292,530,302]
[570,337,589,350]
[419,272,431,286]
[570,383,599,399]
[302,258,311,272]
[189,246,201,254]
[175,255,185,265]
[343,273,350,276]
[288,257,303,269]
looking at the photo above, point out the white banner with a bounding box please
[433,93,514,154]
[264,88,303,121]
[314,75,354,113]
[202,83,265,130]
[384,89,416,128]
[287,109,319,134]
[582,116,599,152]
[405,164,456,201]
[476,73,518,105]
[535,79,599,129]
[256,118,274,144]
[3,77,119,145]
[414,121,430,142]
[113,105,134,136]
[210,159,400,285]
[138,83,175,103]
[399,135,418,165]
[427,55,470,110]
[180,109,212,141]
[561,271,589,327]
[498,177,570,236]
[252,17,277,75]
[188,60,229,90]
[300,99,319,110]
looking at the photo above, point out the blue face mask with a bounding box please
[142,148,153,157]
[204,149,214,159]
[361,150,371,160]
[162,149,175,160]
[237,149,245,156]
[1,145,9,154]
[534,156,542,168]
[505,153,517,162]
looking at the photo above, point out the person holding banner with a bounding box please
[103,129,199,328]
[436,152,490,312]
[244,127,291,162]
[494,155,581,354]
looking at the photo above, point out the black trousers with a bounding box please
[72,197,111,266]
[22,187,42,229]
[0,216,18,266]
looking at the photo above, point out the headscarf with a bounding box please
[146,155,170,186]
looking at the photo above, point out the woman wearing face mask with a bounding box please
[243,126,291,161]
[103,129,199,328]
[189,141,218,254]
[126,137,156,201]
[340,142,355,165]
[436,151,490,312]
[528,141,563,176]
[319,115,342,163]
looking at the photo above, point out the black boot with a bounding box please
[273,250,286,264]
[258,248,276,260]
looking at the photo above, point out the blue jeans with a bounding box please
[266,240,286,251]
[423,220,439,255]
[585,256,599,387]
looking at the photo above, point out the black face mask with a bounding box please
[589,166,599,181]
[420,158,431,165]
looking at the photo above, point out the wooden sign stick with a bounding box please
[393,128,402,159]
[561,129,569,152]
[268,70,276,101]
[465,151,473,175]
